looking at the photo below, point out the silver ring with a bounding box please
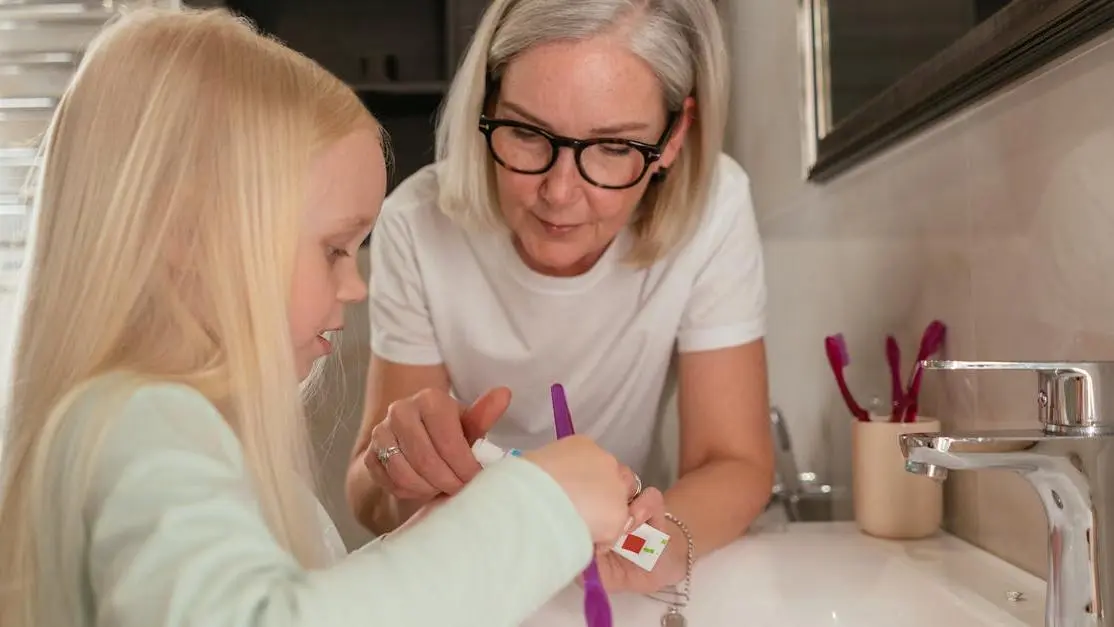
[376,445,403,466]
[629,473,643,503]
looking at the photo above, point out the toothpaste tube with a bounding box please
[613,522,671,571]
[470,438,523,467]
[471,438,671,571]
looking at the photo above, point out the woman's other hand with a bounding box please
[595,487,687,593]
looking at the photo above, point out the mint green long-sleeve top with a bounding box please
[34,379,591,626]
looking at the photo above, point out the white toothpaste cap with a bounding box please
[471,438,510,467]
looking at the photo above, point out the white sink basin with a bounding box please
[524,522,1045,626]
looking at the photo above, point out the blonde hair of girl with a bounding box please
[0,8,379,625]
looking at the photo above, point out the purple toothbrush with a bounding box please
[551,383,613,627]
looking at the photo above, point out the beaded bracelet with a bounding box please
[643,512,694,627]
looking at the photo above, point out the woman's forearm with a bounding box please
[663,457,774,558]
[668,341,774,557]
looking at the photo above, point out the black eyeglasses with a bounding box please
[477,114,677,190]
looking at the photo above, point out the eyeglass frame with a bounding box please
[476,112,679,190]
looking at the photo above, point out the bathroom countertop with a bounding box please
[523,521,1045,626]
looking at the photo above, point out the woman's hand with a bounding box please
[593,487,687,594]
[362,386,512,503]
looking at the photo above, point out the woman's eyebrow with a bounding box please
[501,100,650,135]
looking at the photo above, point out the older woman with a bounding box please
[347,0,772,597]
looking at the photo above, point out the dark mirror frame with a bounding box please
[802,0,1114,182]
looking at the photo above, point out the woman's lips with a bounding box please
[536,215,578,235]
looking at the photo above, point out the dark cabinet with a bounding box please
[224,0,489,197]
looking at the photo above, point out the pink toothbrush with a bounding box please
[900,320,947,422]
[825,334,868,422]
[886,335,904,422]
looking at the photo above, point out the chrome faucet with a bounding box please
[900,360,1114,627]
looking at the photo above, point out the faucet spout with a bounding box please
[901,429,1112,627]
[903,459,948,481]
[901,430,1044,471]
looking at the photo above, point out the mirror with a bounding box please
[800,0,1114,181]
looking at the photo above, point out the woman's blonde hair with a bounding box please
[0,7,377,625]
[435,0,729,265]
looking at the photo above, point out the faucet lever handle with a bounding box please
[921,360,1114,434]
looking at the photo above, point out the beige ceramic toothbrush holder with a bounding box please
[852,415,943,540]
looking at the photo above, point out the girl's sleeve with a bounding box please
[79,384,591,627]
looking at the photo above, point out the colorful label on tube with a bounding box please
[612,522,671,571]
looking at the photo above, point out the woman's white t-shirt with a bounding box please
[368,153,766,475]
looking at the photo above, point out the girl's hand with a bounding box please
[524,436,638,545]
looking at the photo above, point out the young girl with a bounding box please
[0,8,636,627]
